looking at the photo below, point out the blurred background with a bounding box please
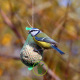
[0,0,80,80]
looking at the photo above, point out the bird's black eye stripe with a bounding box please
[30,30,38,32]
[28,29,40,34]
[35,30,40,36]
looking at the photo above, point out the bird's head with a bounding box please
[28,28,41,36]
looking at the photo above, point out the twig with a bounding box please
[32,0,34,27]
[0,9,25,44]
[27,20,33,28]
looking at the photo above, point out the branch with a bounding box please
[0,54,20,60]
[52,0,70,39]
[41,62,61,80]
[0,9,25,44]
[0,53,61,80]
[0,53,80,79]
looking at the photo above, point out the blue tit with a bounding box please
[28,28,65,55]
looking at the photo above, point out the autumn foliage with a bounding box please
[0,0,80,80]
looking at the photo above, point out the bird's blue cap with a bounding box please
[32,28,37,29]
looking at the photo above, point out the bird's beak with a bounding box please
[28,31,31,34]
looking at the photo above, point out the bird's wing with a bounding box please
[35,36,57,44]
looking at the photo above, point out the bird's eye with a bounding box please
[28,31,32,34]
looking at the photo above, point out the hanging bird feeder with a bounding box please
[20,34,43,70]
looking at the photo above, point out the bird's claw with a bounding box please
[33,48,39,53]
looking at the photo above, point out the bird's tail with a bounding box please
[51,45,65,55]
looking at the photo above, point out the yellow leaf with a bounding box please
[1,33,12,46]
[0,68,3,76]
[65,23,77,39]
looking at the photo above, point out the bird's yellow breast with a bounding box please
[33,37,51,48]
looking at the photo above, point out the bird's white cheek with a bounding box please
[31,31,38,36]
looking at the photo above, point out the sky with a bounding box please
[58,0,71,7]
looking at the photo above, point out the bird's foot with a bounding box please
[33,48,40,53]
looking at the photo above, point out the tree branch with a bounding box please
[0,54,20,60]
[0,53,61,80]
[0,9,25,44]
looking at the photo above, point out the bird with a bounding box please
[28,28,65,55]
